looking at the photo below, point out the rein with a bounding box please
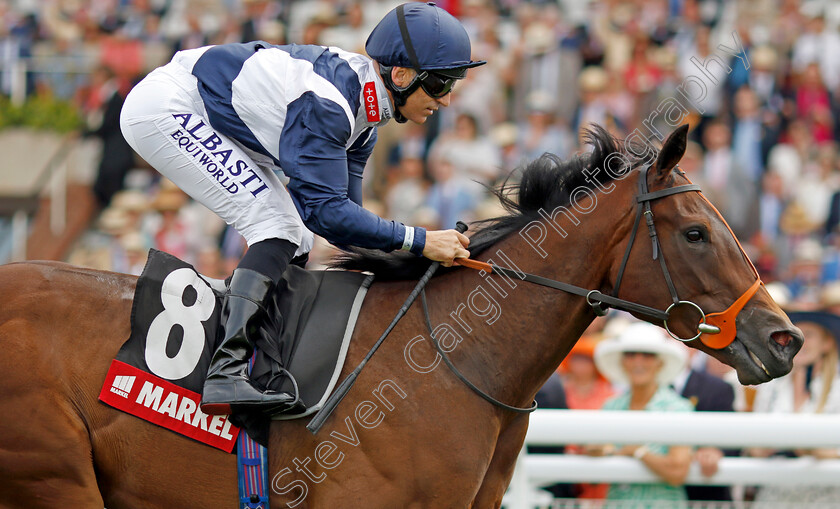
[422,165,763,417]
[421,289,538,413]
[457,258,670,321]
[311,166,763,426]
[457,165,761,350]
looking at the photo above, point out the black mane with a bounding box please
[331,125,652,280]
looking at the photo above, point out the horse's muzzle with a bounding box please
[724,311,803,385]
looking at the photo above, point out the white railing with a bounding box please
[504,410,840,509]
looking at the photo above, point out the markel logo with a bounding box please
[99,360,240,452]
[110,375,136,398]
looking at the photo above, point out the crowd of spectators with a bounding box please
[3,0,840,308]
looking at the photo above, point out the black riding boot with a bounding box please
[200,268,298,415]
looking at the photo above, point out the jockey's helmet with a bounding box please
[366,2,485,121]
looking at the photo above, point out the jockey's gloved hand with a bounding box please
[423,229,470,267]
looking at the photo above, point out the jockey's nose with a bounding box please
[436,93,451,107]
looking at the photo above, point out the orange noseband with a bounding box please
[699,278,761,348]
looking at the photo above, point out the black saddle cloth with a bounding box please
[115,249,373,446]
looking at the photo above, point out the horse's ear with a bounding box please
[653,124,689,176]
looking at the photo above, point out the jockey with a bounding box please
[119,2,479,415]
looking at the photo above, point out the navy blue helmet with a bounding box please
[366,3,485,121]
[366,2,485,78]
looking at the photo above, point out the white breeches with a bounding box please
[119,61,313,257]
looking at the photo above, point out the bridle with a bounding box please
[456,164,762,348]
[426,164,763,414]
[601,164,762,347]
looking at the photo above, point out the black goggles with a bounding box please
[414,71,457,98]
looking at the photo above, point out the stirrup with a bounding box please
[262,368,303,415]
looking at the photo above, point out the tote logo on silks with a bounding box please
[363,82,380,122]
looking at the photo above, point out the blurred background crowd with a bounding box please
[1,0,839,310]
[3,0,840,504]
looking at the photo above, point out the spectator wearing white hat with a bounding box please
[588,322,693,507]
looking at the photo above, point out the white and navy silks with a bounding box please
[120,41,425,258]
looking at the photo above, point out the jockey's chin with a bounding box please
[400,89,449,124]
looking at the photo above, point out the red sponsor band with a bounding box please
[363,82,380,122]
[99,360,240,452]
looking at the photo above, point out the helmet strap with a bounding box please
[378,4,441,123]
[382,4,426,124]
[378,65,419,124]
[396,4,423,72]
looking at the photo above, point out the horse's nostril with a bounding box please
[771,331,793,348]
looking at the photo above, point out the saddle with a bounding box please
[251,262,373,417]
[99,249,373,449]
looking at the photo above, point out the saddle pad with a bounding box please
[99,249,372,450]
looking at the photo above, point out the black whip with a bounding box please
[306,221,469,434]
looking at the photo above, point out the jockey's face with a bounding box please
[391,67,452,124]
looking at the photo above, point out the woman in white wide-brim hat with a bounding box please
[595,321,689,387]
[588,321,694,508]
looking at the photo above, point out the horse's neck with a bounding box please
[432,220,619,409]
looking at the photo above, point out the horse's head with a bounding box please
[610,125,802,385]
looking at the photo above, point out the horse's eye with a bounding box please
[685,229,704,243]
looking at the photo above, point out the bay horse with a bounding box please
[0,125,801,508]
